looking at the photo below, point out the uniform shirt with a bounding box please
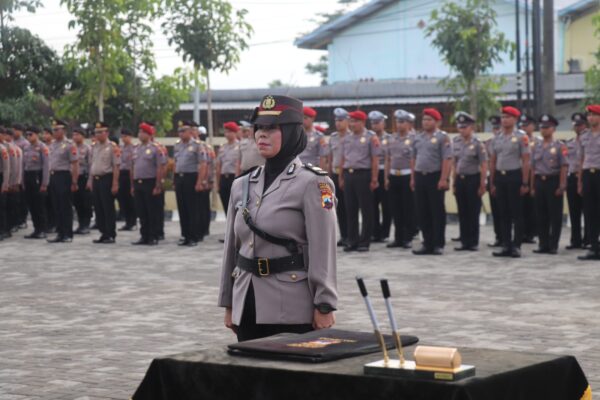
[120,143,135,171]
[239,137,265,172]
[89,141,120,176]
[14,136,29,152]
[340,130,381,169]
[412,130,453,173]
[6,142,22,186]
[454,136,487,175]
[328,131,347,173]
[299,130,329,166]
[580,130,600,170]
[217,141,240,175]
[489,130,530,171]
[377,132,393,170]
[49,139,78,172]
[531,139,568,176]
[565,138,582,175]
[0,143,10,188]
[175,139,205,173]
[77,142,92,175]
[386,133,415,172]
[23,142,50,186]
[202,142,217,184]
[132,142,164,180]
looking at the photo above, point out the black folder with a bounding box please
[228,328,418,363]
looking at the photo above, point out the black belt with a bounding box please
[535,174,559,181]
[237,254,305,276]
[496,169,520,176]
[344,168,370,174]
[584,168,599,174]
[221,173,235,179]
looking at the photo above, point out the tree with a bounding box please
[0,0,41,35]
[585,13,600,104]
[162,0,252,141]
[0,92,52,125]
[426,0,514,124]
[305,55,329,86]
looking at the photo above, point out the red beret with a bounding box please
[303,107,317,118]
[223,121,239,133]
[314,125,327,133]
[502,106,521,118]
[139,122,155,136]
[586,105,600,115]
[349,110,367,121]
[423,108,442,121]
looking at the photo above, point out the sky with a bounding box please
[11,0,581,90]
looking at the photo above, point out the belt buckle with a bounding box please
[501,170,506,175]
[257,258,270,276]
[592,169,596,174]
[137,179,142,184]
[349,168,354,174]
[179,173,183,177]
[95,176,99,180]
[542,176,546,181]
[460,175,465,179]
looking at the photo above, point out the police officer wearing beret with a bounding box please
[72,127,93,235]
[219,94,337,342]
[237,120,265,175]
[12,123,29,229]
[117,128,137,231]
[88,122,120,244]
[339,110,381,252]
[0,127,10,240]
[47,119,79,243]
[22,126,49,239]
[3,128,22,234]
[328,108,350,246]
[488,107,530,257]
[486,115,502,247]
[530,114,567,254]
[217,122,241,216]
[410,108,453,255]
[40,126,55,233]
[519,114,541,244]
[565,113,589,250]
[385,109,417,248]
[369,110,392,243]
[452,112,487,251]
[578,105,600,260]
[299,107,329,170]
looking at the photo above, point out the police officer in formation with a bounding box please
[117,128,137,231]
[565,113,589,250]
[384,109,416,249]
[12,124,29,229]
[47,119,79,243]
[299,107,329,170]
[411,108,452,255]
[41,126,56,233]
[519,114,540,244]
[328,108,350,247]
[368,110,392,242]
[88,122,120,244]
[22,126,49,239]
[488,107,530,258]
[237,120,265,175]
[486,115,503,247]
[339,110,381,252]
[3,128,23,234]
[217,122,241,216]
[452,112,487,251]
[0,128,10,240]
[72,127,93,235]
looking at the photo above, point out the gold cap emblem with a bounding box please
[262,96,276,110]
[96,122,101,128]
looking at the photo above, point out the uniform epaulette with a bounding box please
[176,139,181,144]
[152,142,160,147]
[303,163,328,176]
[235,166,260,180]
[195,139,201,144]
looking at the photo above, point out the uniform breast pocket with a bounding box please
[534,151,543,161]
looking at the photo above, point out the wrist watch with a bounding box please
[315,303,336,314]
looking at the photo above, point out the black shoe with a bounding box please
[487,240,502,248]
[386,241,403,248]
[337,239,347,247]
[578,250,600,260]
[45,227,56,234]
[412,246,432,255]
[132,238,148,245]
[47,235,64,243]
[431,247,443,255]
[357,246,369,252]
[533,248,548,254]
[158,235,165,241]
[93,236,107,244]
[18,223,27,229]
[522,237,536,244]
[186,241,198,247]
[218,238,225,243]
[343,245,358,252]
[118,225,136,231]
[548,248,558,255]
[566,244,582,250]
[147,239,159,246]
[10,227,18,233]
[454,246,469,251]
[74,226,90,235]
[511,248,521,258]
[90,224,98,230]
[451,237,461,242]
[371,237,386,243]
[101,237,115,244]
[492,248,511,257]
[466,245,478,251]
[25,232,46,239]
[178,239,190,246]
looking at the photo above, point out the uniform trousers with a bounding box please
[219,174,235,216]
[534,175,563,251]
[134,178,160,242]
[582,169,600,252]
[0,175,7,234]
[175,172,201,241]
[495,169,523,249]
[117,170,136,227]
[49,171,73,238]
[455,173,481,247]
[73,173,92,228]
[373,169,391,240]
[24,170,47,234]
[414,171,446,250]
[92,174,116,239]
[332,173,347,242]
[388,174,415,244]
[343,169,374,248]
[566,173,588,247]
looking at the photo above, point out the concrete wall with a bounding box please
[562,7,600,73]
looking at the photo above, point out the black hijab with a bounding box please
[259,123,307,192]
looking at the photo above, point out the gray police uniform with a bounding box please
[489,130,530,250]
[454,137,487,248]
[239,137,264,173]
[341,130,381,249]
[14,136,29,227]
[218,141,240,216]
[117,143,136,228]
[373,132,392,241]
[412,130,453,250]
[329,131,347,242]
[198,141,215,237]
[579,131,600,252]
[386,132,416,245]
[299,129,329,167]
[565,137,586,247]
[0,143,9,236]
[174,139,205,243]
[522,134,543,242]
[73,142,93,231]
[4,142,21,232]
[218,159,338,328]
[23,142,49,234]
[49,139,78,239]
[89,141,120,240]
[132,142,164,243]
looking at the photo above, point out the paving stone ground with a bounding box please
[1,219,599,399]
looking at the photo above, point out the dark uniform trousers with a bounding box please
[455,173,481,247]
[487,179,501,242]
[199,190,210,237]
[373,169,391,240]
[175,173,201,241]
[495,169,523,249]
[92,174,117,239]
[522,188,537,241]
[134,178,160,242]
[534,175,563,251]
[49,171,74,238]
[117,170,136,227]
[332,173,347,241]
[18,186,27,225]
[219,174,235,217]
[45,188,55,231]
[414,171,446,250]
[237,282,313,342]
[388,175,415,244]
[6,190,19,230]
[24,171,47,234]
[73,174,92,228]
[0,176,7,235]
[582,169,600,252]
[566,173,588,247]
[344,169,374,248]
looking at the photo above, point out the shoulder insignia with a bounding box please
[176,139,181,144]
[303,163,328,176]
[251,166,262,179]
[319,182,334,210]
[235,166,259,180]
[287,163,297,175]
[522,135,529,146]
[42,146,49,156]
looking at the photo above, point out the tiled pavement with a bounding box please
[0,220,598,399]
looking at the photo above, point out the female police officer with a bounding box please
[218,95,338,342]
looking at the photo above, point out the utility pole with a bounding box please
[532,0,543,117]
[525,0,532,116]
[542,0,555,115]
[515,0,522,110]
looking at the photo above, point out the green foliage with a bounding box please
[0,0,41,26]
[585,13,600,104]
[305,54,328,86]
[0,92,51,125]
[426,0,514,122]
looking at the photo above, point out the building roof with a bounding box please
[180,73,585,111]
[558,0,598,19]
